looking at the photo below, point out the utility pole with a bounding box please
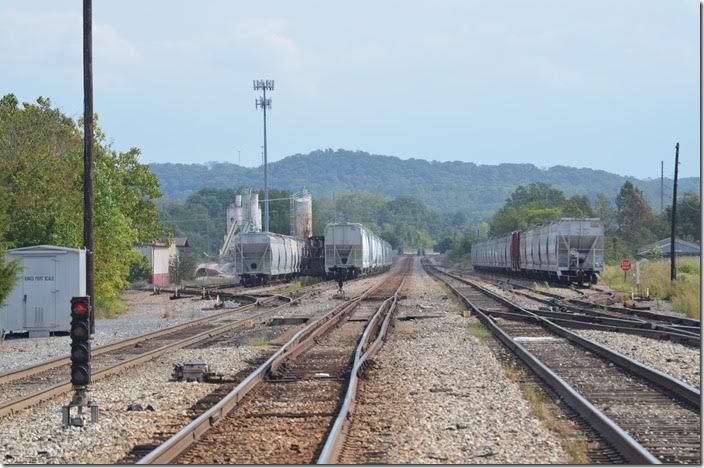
[670,143,679,281]
[660,161,664,214]
[83,0,95,334]
[254,80,274,233]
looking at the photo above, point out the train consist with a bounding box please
[232,231,305,286]
[324,223,393,280]
[471,218,604,284]
[217,189,393,285]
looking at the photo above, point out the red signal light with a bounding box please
[71,300,90,316]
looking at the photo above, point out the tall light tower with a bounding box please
[254,79,274,232]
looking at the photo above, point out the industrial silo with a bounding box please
[291,190,312,239]
[226,194,243,234]
[250,192,262,232]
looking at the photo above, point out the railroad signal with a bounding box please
[70,296,92,387]
[63,296,98,426]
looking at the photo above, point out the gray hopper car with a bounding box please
[471,218,604,285]
[232,231,304,286]
[324,223,393,280]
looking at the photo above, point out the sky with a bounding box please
[0,0,700,179]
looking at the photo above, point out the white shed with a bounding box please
[0,245,86,337]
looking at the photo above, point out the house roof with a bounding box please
[174,237,190,248]
[8,245,84,254]
[637,237,701,257]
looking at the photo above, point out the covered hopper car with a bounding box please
[471,218,604,285]
[324,223,393,280]
[232,231,304,286]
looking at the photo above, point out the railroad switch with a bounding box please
[171,361,223,383]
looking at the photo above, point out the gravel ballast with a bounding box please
[344,257,567,464]
[574,330,700,389]
[0,275,386,464]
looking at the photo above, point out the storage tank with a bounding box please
[250,192,262,232]
[226,195,244,235]
[292,190,313,239]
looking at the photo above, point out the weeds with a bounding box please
[244,336,270,347]
[95,297,125,319]
[287,276,322,293]
[521,381,590,463]
[600,257,700,319]
[467,322,489,340]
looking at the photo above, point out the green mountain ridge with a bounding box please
[150,149,699,221]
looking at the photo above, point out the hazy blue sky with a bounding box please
[1,1,700,178]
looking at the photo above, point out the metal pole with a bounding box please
[670,143,679,281]
[660,161,664,214]
[83,0,95,334]
[263,86,269,233]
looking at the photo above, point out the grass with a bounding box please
[95,297,126,319]
[520,380,589,464]
[467,321,489,340]
[244,335,270,347]
[600,256,700,319]
[434,279,468,316]
[287,276,322,292]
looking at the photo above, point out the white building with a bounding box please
[138,242,170,286]
[0,245,86,337]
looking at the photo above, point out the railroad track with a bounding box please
[425,262,700,464]
[441,267,701,346]
[0,281,336,419]
[465,267,699,332]
[136,257,412,464]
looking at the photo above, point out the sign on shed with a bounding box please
[0,245,86,337]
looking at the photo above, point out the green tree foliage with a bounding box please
[662,192,700,242]
[594,193,616,232]
[615,181,658,245]
[563,195,594,217]
[169,252,197,286]
[0,94,167,306]
[489,183,576,236]
[148,149,700,220]
[128,255,151,283]
[160,188,294,256]
[0,249,19,308]
[161,188,467,255]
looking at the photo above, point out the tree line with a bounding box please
[159,189,478,256]
[440,181,700,264]
[0,94,167,312]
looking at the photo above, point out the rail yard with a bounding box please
[0,252,699,464]
[1,2,700,466]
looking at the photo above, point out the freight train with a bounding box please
[231,224,393,286]
[471,218,604,285]
[324,223,393,280]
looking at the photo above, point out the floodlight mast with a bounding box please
[254,79,274,233]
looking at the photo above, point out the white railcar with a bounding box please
[233,231,304,285]
[472,218,604,284]
[324,223,393,279]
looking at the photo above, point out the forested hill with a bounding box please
[150,149,699,220]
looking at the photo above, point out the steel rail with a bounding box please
[525,308,701,346]
[438,266,700,408]
[0,295,267,386]
[459,268,702,333]
[136,272,397,465]
[317,273,407,464]
[0,292,316,419]
[425,263,675,464]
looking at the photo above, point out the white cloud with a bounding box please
[0,7,141,67]
[231,18,304,73]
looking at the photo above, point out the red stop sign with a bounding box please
[620,258,631,272]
